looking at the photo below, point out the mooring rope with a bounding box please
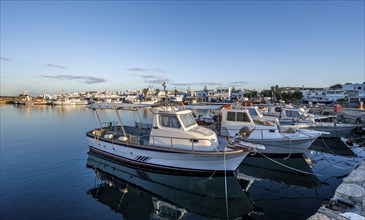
[202,170,217,182]
[318,151,357,170]
[116,184,129,212]
[224,151,229,220]
[257,151,324,176]
[317,135,338,155]
[280,131,293,160]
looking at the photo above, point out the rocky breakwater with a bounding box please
[309,161,365,220]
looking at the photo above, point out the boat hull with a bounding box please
[246,137,317,154]
[308,124,357,138]
[87,136,249,174]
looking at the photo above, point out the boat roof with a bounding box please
[87,103,158,110]
[183,105,224,110]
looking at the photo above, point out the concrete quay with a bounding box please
[309,161,365,220]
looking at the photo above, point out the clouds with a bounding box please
[46,63,67,69]
[133,74,170,84]
[128,67,170,85]
[127,68,164,72]
[41,62,106,84]
[171,82,222,87]
[1,57,11,61]
[41,74,106,84]
[128,68,247,88]
[229,81,248,87]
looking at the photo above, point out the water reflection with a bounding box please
[13,104,90,118]
[310,137,357,157]
[86,152,254,219]
[238,155,321,189]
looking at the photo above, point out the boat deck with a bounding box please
[87,125,232,152]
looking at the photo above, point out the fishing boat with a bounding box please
[307,115,358,138]
[15,90,33,105]
[86,152,254,219]
[183,104,322,155]
[86,103,263,174]
[219,107,322,155]
[262,106,358,137]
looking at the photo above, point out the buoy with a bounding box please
[346,139,353,146]
[360,101,364,110]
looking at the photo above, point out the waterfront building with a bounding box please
[343,82,365,104]
[301,82,365,105]
[207,87,231,102]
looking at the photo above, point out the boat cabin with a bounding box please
[219,107,280,139]
[150,107,219,150]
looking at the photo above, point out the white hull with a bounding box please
[308,124,357,138]
[87,136,249,173]
[279,121,312,129]
[223,126,321,154]
[246,136,318,154]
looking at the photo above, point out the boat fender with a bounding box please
[237,126,251,139]
[104,134,114,139]
[274,107,282,112]
[345,139,353,146]
[118,136,128,142]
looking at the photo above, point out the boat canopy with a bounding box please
[182,105,223,110]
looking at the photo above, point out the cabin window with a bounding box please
[227,112,236,121]
[180,113,197,128]
[286,110,300,118]
[314,117,331,122]
[227,112,249,122]
[237,112,249,122]
[160,115,181,128]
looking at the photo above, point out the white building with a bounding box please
[301,82,365,105]
[207,87,231,102]
[343,82,365,103]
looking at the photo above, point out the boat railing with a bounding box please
[91,127,220,152]
[146,134,219,152]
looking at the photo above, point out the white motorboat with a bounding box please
[307,115,358,138]
[273,107,358,137]
[86,103,263,174]
[219,107,322,155]
[270,107,313,128]
[86,153,254,219]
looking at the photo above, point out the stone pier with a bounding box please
[309,161,365,220]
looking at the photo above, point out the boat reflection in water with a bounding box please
[86,152,254,219]
[235,155,323,219]
[237,155,322,189]
[310,137,357,157]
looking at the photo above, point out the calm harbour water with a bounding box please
[1,105,364,220]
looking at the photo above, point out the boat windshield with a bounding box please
[247,108,258,117]
[286,110,301,118]
[180,113,197,128]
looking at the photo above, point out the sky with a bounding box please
[1,1,364,96]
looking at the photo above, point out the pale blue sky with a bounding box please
[1,1,364,96]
